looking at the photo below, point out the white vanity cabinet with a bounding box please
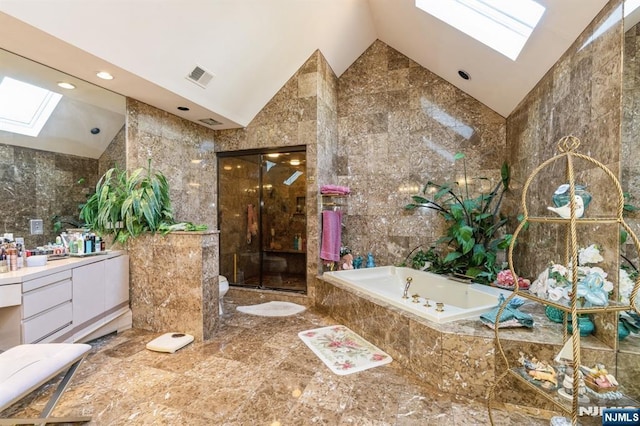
[72,254,130,341]
[0,251,131,351]
[72,261,106,338]
[22,270,73,344]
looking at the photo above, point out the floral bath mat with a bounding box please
[298,325,393,375]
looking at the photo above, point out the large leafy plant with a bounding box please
[404,153,512,284]
[80,160,205,244]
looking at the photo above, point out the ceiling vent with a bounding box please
[186,65,214,88]
[199,118,223,126]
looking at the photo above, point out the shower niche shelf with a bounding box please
[486,136,640,425]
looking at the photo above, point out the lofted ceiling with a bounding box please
[0,0,610,142]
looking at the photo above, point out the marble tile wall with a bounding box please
[98,124,126,177]
[505,1,624,281]
[124,101,221,339]
[622,17,640,266]
[505,0,640,404]
[127,231,219,341]
[0,143,97,248]
[125,98,218,231]
[336,40,507,267]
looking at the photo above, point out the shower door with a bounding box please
[218,154,261,287]
[218,148,307,292]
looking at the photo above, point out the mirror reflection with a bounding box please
[0,48,126,248]
[619,0,640,401]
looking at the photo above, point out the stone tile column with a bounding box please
[127,231,219,341]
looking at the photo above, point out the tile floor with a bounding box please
[1,295,555,425]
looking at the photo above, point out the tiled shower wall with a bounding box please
[336,40,507,266]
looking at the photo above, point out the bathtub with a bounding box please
[321,266,512,323]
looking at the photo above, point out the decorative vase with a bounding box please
[552,184,592,212]
[545,305,566,323]
[618,321,630,341]
[567,316,595,337]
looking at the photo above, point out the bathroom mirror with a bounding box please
[0,48,125,159]
[617,0,640,403]
[0,48,126,247]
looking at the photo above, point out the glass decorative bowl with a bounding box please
[552,184,592,211]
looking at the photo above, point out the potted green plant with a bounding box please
[404,153,513,284]
[80,160,206,244]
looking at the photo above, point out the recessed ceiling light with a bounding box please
[177,106,190,111]
[57,82,75,89]
[96,71,114,80]
[458,70,471,80]
[290,159,301,166]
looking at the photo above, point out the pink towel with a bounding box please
[320,210,342,261]
[321,184,350,195]
[247,204,258,244]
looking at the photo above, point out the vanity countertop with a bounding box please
[0,250,125,286]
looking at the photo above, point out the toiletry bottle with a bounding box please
[8,248,17,271]
[16,244,23,269]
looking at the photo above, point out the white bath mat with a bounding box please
[298,325,392,375]
[146,332,194,353]
[236,301,306,317]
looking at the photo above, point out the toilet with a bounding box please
[219,275,229,315]
[263,255,287,273]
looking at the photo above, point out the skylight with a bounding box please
[415,0,546,61]
[0,76,62,137]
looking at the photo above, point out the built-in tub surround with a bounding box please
[322,266,512,323]
[315,273,620,410]
[127,231,219,342]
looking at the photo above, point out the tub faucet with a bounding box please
[402,277,413,299]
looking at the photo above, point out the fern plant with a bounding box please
[80,160,176,244]
[404,153,513,284]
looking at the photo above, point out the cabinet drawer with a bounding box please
[23,270,72,292]
[0,284,21,307]
[22,279,72,319]
[22,301,72,343]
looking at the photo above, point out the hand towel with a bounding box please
[321,184,351,195]
[320,210,342,261]
[247,204,258,244]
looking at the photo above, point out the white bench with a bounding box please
[0,343,92,425]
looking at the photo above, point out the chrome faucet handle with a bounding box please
[411,294,420,303]
[423,299,431,308]
[435,302,444,312]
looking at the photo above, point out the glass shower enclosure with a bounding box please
[218,147,307,292]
